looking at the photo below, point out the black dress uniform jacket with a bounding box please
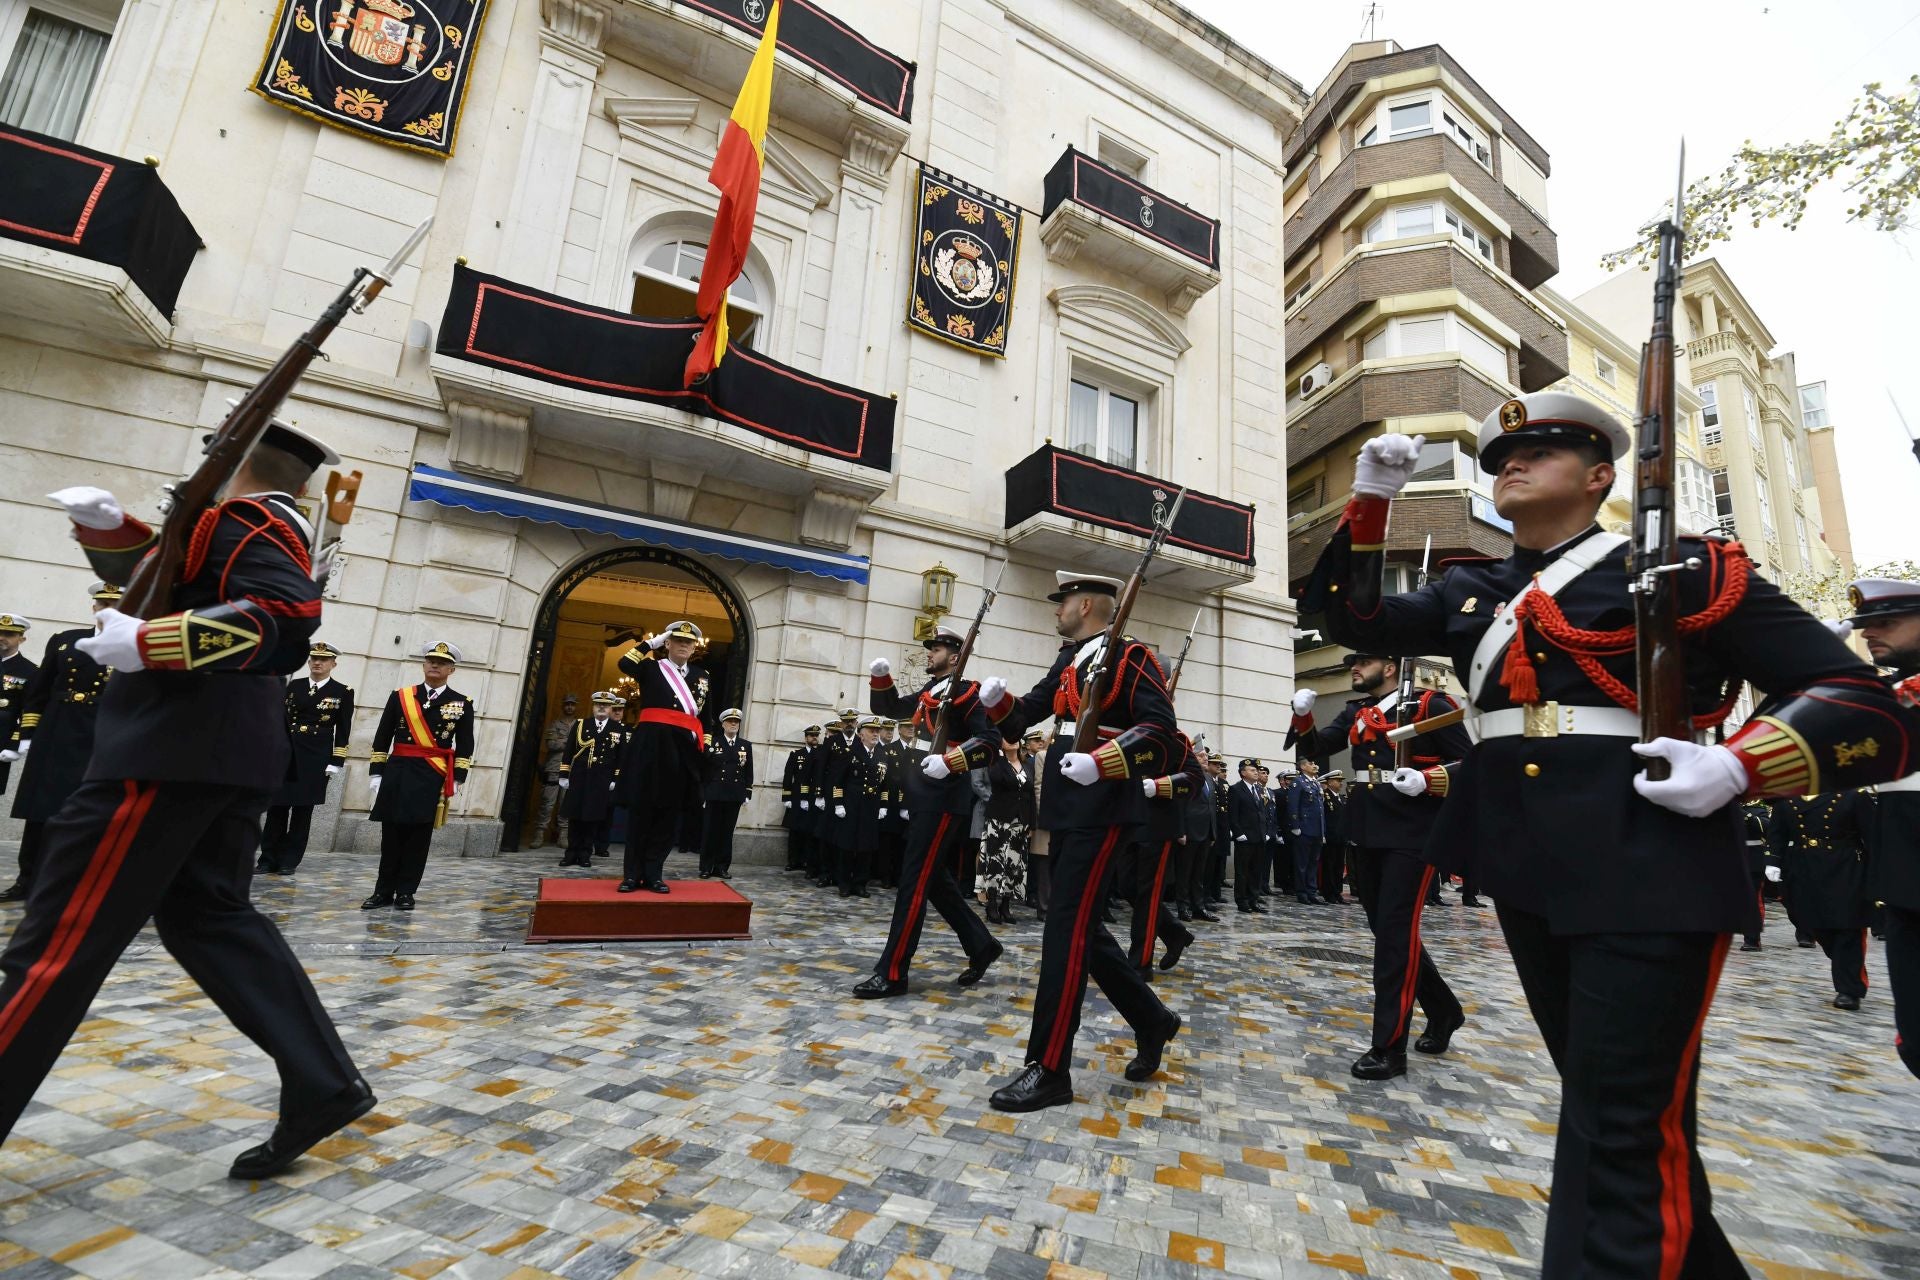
[781,744,811,828]
[1866,787,1920,910]
[559,716,626,823]
[0,651,36,794]
[1287,690,1468,856]
[1770,793,1872,931]
[10,629,109,821]
[1226,780,1268,846]
[273,676,354,807]
[369,686,475,824]
[828,739,886,852]
[614,650,709,809]
[702,733,754,804]
[807,731,848,826]
[869,675,1001,815]
[1311,522,1913,935]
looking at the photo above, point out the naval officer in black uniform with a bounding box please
[0,614,34,808]
[699,708,752,879]
[1306,390,1920,1277]
[558,691,626,867]
[616,620,710,894]
[1770,792,1874,1008]
[258,641,354,875]
[1,583,118,902]
[780,724,820,871]
[0,424,370,1178]
[366,641,475,911]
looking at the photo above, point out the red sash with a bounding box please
[394,742,457,797]
[639,706,702,746]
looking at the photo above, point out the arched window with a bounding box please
[630,234,768,349]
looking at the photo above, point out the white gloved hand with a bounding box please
[900,808,910,820]
[1059,752,1099,786]
[609,781,617,791]
[1765,865,1783,883]
[979,676,1009,706]
[816,797,826,810]
[0,748,16,763]
[48,486,125,530]
[558,777,570,789]
[922,754,952,781]
[1235,834,1248,844]
[1391,766,1428,797]
[1141,777,1157,797]
[369,777,381,799]
[646,632,668,651]
[1631,739,1748,818]
[1826,618,1854,641]
[77,608,144,670]
[878,807,888,819]
[325,764,341,777]
[1291,828,1302,836]
[783,800,792,809]
[834,804,846,818]
[1291,688,1317,717]
[1351,432,1426,500]
[868,657,891,678]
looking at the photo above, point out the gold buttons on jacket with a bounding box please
[1523,763,1542,778]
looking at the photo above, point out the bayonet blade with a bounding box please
[380,216,434,281]
[1672,139,1686,229]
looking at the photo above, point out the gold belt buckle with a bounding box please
[1523,702,1563,738]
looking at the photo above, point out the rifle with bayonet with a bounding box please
[1391,536,1433,768]
[928,561,1007,756]
[1628,146,1693,777]
[1165,604,1205,696]
[118,217,432,619]
[1072,490,1187,754]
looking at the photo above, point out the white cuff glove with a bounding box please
[369,777,381,798]
[1291,689,1317,717]
[609,781,617,791]
[1631,739,1748,818]
[1826,619,1854,640]
[1351,432,1426,500]
[868,657,891,678]
[921,754,952,781]
[48,485,125,531]
[0,748,17,763]
[900,808,910,820]
[1291,828,1302,836]
[878,807,888,819]
[1765,865,1783,883]
[1059,752,1099,786]
[558,777,570,789]
[646,632,668,651]
[1391,766,1428,797]
[815,797,826,810]
[1141,777,1157,797]
[979,676,1008,706]
[325,764,341,777]
[1235,834,1248,843]
[783,800,792,809]
[834,804,846,818]
[76,607,144,670]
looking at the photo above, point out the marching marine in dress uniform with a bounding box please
[558,691,625,867]
[780,725,820,871]
[1123,735,1202,979]
[1306,392,1919,1276]
[257,642,354,875]
[1769,793,1874,1008]
[365,642,475,911]
[0,424,370,1178]
[855,625,1002,996]
[0,584,117,902]
[1286,652,1471,1079]
[0,614,34,807]
[700,709,752,879]
[615,620,710,894]
[1844,576,1920,1077]
[976,573,1183,1111]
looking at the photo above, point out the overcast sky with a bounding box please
[1181,0,1920,568]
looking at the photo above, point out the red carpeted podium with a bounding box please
[526,878,753,943]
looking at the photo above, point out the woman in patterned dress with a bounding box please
[979,737,1035,923]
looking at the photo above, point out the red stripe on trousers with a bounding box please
[1656,934,1731,1280]
[1860,929,1869,991]
[0,781,157,1054]
[886,813,953,981]
[1139,840,1173,968]
[1043,824,1125,1070]
[1393,865,1436,1045]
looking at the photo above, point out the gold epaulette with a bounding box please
[369,751,389,764]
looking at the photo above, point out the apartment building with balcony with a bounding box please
[1278,40,1566,693]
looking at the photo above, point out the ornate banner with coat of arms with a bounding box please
[907,165,1022,359]
[249,0,491,156]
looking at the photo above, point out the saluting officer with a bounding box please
[856,625,1002,996]
[1306,392,1919,1274]
[1845,576,1920,1077]
[558,691,625,867]
[1769,793,1874,1008]
[780,724,820,871]
[1286,651,1471,1079]
[615,620,710,894]
[257,641,354,875]
[365,641,475,911]
[700,708,752,879]
[0,614,34,805]
[1,426,369,1177]
[975,573,1182,1111]
[0,584,117,902]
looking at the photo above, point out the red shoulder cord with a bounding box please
[1053,642,1163,721]
[1500,540,1749,731]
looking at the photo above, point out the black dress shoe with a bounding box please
[717,871,731,880]
[856,889,872,898]
[1138,964,1155,984]
[1460,895,1486,907]
[360,893,392,910]
[1195,907,1220,923]
[1414,1010,1465,1055]
[647,881,670,894]
[990,1063,1073,1112]
[1249,903,1270,914]
[853,974,908,999]
[1175,905,1192,922]
[227,1078,376,1180]
[699,872,712,879]
[254,860,273,873]
[958,940,1004,988]
[1126,1013,1181,1082]
[1834,993,1862,1010]
[1351,1048,1407,1081]
[617,879,640,893]
[394,895,416,912]
[0,882,27,903]
[1237,903,1253,914]
[1740,940,1762,952]
[1158,936,1187,972]
[1797,938,1816,949]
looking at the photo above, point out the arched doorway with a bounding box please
[500,547,752,851]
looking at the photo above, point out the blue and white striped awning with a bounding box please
[407,464,870,584]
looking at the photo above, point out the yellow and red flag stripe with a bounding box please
[684,0,781,386]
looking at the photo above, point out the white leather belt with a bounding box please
[1879,773,1920,793]
[1475,703,1641,740]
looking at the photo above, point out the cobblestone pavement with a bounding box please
[0,850,1912,1280]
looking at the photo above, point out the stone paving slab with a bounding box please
[0,851,1913,1279]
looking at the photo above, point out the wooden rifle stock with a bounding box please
[1071,490,1186,754]
[928,569,1003,756]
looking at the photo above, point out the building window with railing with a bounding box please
[1753,473,1776,542]
[0,0,116,141]
[1594,352,1617,386]
[1799,381,1829,429]
[1067,375,1142,471]
[1697,383,1720,445]
[1780,432,1800,490]
[631,235,768,349]
[1362,311,1508,383]
[1361,200,1495,261]
[1743,385,1762,449]
[1678,456,1717,534]
[1795,513,1813,568]
[1710,466,1735,534]
[1356,90,1493,170]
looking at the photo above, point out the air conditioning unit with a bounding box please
[1298,363,1334,399]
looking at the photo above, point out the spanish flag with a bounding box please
[684,0,781,386]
